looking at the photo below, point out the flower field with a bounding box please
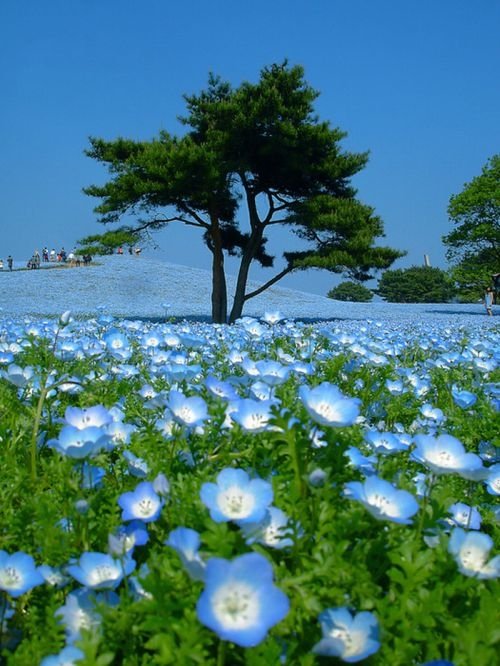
[0,310,498,665]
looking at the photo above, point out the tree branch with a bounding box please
[243,265,295,301]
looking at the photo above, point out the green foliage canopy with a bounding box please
[327,280,373,302]
[84,62,403,322]
[443,155,500,299]
[377,266,456,303]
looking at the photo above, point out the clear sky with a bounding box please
[1,0,499,295]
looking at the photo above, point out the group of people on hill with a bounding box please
[0,256,14,270]
[0,248,94,271]
[117,246,142,255]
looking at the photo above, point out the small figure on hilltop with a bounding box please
[7,255,13,271]
[484,286,494,316]
[117,246,123,255]
[42,247,49,262]
[0,259,3,270]
[50,248,56,262]
[134,246,142,256]
[60,248,67,262]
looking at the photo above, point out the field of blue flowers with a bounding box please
[0,285,499,664]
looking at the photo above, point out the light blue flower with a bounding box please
[0,550,44,597]
[67,552,135,589]
[230,398,274,432]
[64,405,113,429]
[448,528,500,579]
[56,588,118,643]
[345,476,419,524]
[196,552,289,647]
[168,390,208,428]
[299,382,360,427]
[122,450,149,478]
[240,507,294,549]
[205,375,239,401]
[40,646,84,666]
[345,447,377,476]
[364,430,407,455]
[108,521,149,556]
[166,527,206,581]
[312,607,380,662]
[118,481,164,523]
[78,462,106,489]
[484,463,500,495]
[448,503,481,530]
[412,434,487,480]
[200,468,273,524]
[451,385,477,409]
[49,425,108,459]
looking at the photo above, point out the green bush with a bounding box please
[377,266,456,303]
[327,281,373,302]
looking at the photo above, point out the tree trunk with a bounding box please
[209,219,228,324]
[228,229,263,323]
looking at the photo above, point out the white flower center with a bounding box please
[218,486,255,518]
[427,449,458,468]
[212,582,259,629]
[329,627,365,658]
[313,401,340,422]
[459,545,487,571]
[243,412,268,430]
[0,566,22,588]
[137,498,157,517]
[88,564,120,586]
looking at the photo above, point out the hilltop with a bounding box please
[0,255,490,322]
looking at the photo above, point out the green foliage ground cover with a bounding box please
[0,314,498,665]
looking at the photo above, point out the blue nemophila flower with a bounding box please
[40,645,84,666]
[241,507,294,550]
[166,527,206,581]
[484,463,500,495]
[196,552,289,647]
[299,382,360,427]
[230,398,274,432]
[447,502,481,530]
[56,588,119,644]
[345,476,419,525]
[122,450,149,478]
[205,375,239,401]
[451,385,477,409]
[64,405,113,429]
[364,430,407,455]
[118,481,164,523]
[67,552,135,589]
[412,434,487,480]
[0,550,44,597]
[448,528,500,579]
[168,390,208,428]
[200,468,273,524]
[312,607,380,662]
[49,425,108,459]
[345,447,377,476]
[108,521,149,556]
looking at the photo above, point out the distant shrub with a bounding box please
[377,266,456,303]
[328,281,373,302]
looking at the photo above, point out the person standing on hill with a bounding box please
[484,286,494,316]
[7,255,13,271]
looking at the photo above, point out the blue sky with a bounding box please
[1,0,499,295]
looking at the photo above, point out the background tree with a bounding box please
[84,62,403,323]
[376,266,456,303]
[443,155,500,300]
[77,226,139,255]
[327,281,373,302]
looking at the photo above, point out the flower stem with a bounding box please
[216,639,226,666]
[30,384,48,482]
